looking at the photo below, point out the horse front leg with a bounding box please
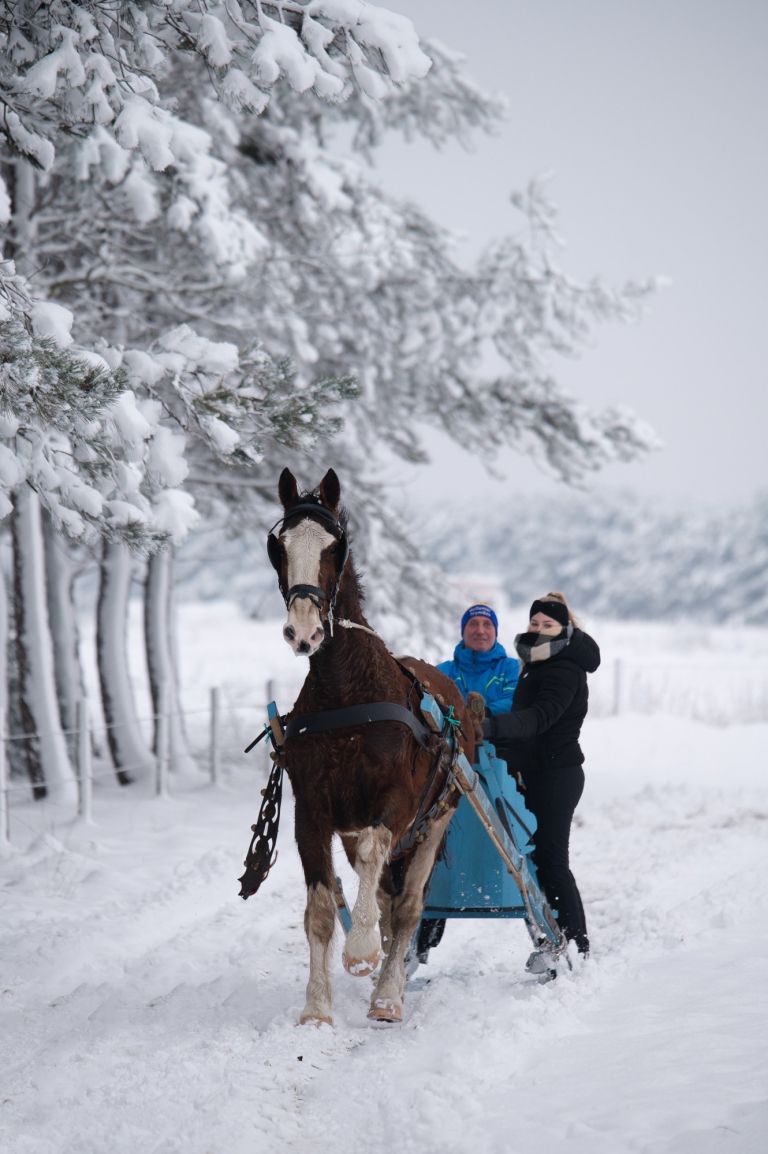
[343,824,392,977]
[369,809,453,1023]
[295,812,336,1026]
[300,880,337,1025]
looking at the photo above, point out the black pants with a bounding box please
[521,765,589,955]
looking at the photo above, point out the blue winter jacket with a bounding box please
[437,641,520,716]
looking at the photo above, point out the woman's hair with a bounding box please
[537,590,581,629]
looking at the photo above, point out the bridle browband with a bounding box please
[267,499,349,631]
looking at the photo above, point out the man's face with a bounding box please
[463,615,496,652]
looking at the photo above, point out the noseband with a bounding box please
[267,500,349,632]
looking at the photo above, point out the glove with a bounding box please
[466,691,486,722]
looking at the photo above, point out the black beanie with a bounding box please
[529,598,570,628]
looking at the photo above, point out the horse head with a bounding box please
[268,468,349,656]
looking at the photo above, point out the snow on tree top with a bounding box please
[30,301,74,347]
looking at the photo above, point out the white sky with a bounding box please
[370,0,768,511]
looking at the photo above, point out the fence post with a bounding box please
[155,688,169,798]
[77,698,93,823]
[0,734,8,847]
[613,658,623,716]
[209,686,220,786]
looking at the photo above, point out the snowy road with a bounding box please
[3,718,767,1154]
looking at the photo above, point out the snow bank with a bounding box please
[2,604,766,1154]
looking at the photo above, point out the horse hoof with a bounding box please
[343,950,381,977]
[367,998,403,1023]
[298,1012,333,1027]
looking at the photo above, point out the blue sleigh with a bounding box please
[422,740,544,920]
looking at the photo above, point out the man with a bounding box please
[414,605,519,964]
[436,604,519,716]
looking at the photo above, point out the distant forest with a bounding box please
[425,490,768,625]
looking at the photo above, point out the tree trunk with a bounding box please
[0,553,8,841]
[11,487,77,802]
[42,511,85,757]
[144,548,197,777]
[96,540,154,784]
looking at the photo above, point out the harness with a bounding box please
[284,701,432,748]
[238,683,465,899]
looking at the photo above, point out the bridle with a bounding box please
[267,499,349,633]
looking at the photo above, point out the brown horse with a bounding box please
[268,467,475,1024]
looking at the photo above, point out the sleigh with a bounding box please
[247,694,565,976]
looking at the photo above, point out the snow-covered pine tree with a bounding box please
[168,82,659,642]
[0,265,179,795]
[2,1,663,715]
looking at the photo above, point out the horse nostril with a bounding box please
[284,625,296,641]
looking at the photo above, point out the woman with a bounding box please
[482,592,599,970]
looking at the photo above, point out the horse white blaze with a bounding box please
[343,825,392,977]
[281,519,335,655]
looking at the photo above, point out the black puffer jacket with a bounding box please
[483,628,600,773]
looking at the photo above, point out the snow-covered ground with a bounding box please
[2,603,767,1154]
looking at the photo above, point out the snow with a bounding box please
[2,603,766,1153]
[114,96,176,171]
[200,415,240,455]
[157,325,239,377]
[108,390,153,445]
[147,425,189,488]
[29,300,74,347]
[196,13,233,67]
[151,489,200,543]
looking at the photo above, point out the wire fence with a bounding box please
[2,660,767,847]
[0,684,278,848]
[588,658,768,724]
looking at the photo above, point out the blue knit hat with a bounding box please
[461,604,498,636]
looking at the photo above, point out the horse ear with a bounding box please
[318,469,341,511]
[278,468,299,510]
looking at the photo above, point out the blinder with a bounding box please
[266,500,349,622]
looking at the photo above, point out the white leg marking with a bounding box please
[343,825,392,977]
[300,882,336,1025]
[369,810,454,1022]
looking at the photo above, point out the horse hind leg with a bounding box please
[300,880,337,1026]
[369,809,453,1023]
[343,824,392,978]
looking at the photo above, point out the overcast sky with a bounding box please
[369,0,767,512]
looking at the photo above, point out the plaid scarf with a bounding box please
[514,623,574,665]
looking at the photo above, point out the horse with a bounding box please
[267,467,476,1024]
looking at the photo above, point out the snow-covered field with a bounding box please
[2,603,767,1154]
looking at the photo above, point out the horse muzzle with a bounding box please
[283,600,326,656]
